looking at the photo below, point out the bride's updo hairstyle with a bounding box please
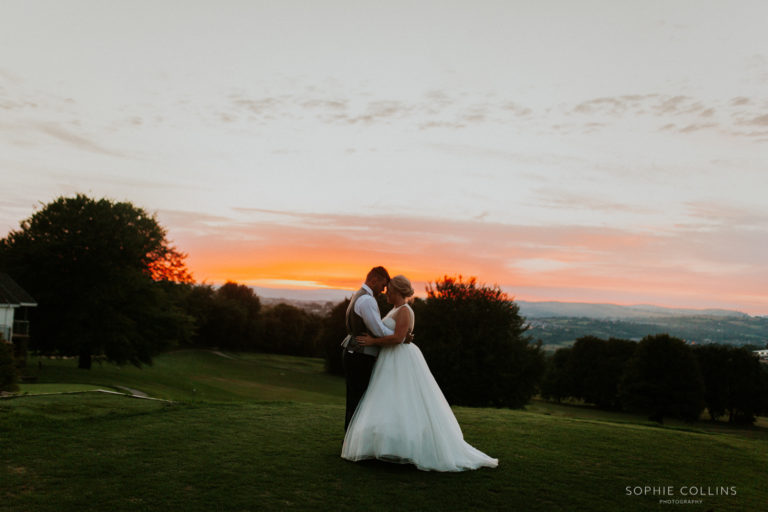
[389,275,415,299]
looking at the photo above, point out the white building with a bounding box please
[0,273,37,343]
[753,349,768,362]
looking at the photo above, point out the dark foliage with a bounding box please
[213,282,262,351]
[695,344,768,424]
[318,299,349,376]
[724,348,768,424]
[694,344,731,421]
[541,337,636,408]
[260,303,321,357]
[619,334,705,423]
[0,195,194,368]
[413,276,545,408]
[182,283,324,356]
[540,347,572,403]
[569,336,636,409]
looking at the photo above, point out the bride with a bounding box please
[341,275,498,472]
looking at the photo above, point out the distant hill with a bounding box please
[516,302,767,349]
[248,289,766,349]
[517,301,748,320]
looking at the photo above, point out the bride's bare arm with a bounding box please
[356,308,411,346]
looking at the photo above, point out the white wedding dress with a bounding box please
[341,304,498,472]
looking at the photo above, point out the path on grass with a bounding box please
[115,386,149,398]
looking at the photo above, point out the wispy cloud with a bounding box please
[531,189,654,215]
[684,201,768,229]
[33,122,125,157]
[564,92,768,141]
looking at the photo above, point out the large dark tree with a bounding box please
[566,336,637,409]
[695,344,768,424]
[213,282,262,351]
[694,344,731,421]
[413,276,545,408]
[260,303,321,357]
[0,194,193,368]
[721,346,768,424]
[620,334,705,423]
[540,347,573,403]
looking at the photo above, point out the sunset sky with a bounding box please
[1,1,767,314]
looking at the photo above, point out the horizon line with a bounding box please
[243,285,761,317]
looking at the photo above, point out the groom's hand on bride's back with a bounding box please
[405,332,414,344]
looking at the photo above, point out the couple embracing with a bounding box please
[340,266,498,472]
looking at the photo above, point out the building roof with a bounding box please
[0,273,37,307]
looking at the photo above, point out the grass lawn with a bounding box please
[2,350,767,511]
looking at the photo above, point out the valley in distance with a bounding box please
[255,287,768,351]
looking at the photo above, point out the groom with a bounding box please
[341,266,392,431]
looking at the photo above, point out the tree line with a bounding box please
[541,334,768,424]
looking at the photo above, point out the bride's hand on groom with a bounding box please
[355,334,376,346]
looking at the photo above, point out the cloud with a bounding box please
[684,201,768,229]
[564,92,768,140]
[221,89,536,130]
[744,113,768,126]
[217,87,768,143]
[678,122,718,133]
[531,189,653,215]
[33,122,125,157]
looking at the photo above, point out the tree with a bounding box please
[619,334,705,423]
[319,298,350,376]
[565,336,637,409]
[0,194,194,368]
[723,346,768,424]
[182,284,219,347]
[260,303,321,356]
[540,347,573,403]
[214,282,262,351]
[694,344,731,421]
[695,344,768,424]
[413,276,544,408]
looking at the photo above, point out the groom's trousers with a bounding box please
[343,350,377,431]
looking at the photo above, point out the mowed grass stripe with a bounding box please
[25,350,345,404]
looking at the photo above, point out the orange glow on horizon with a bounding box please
[171,214,768,315]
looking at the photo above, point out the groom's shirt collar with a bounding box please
[354,283,391,338]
